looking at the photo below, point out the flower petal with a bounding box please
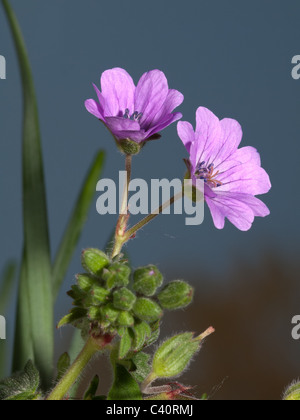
[194,107,223,167]
[151,89,184,126]
[206,191,270,231]
[217,162,271,195]
[146,112,182,139]
[85,99,105,121]
[135,70,169,129]
[101,68,135,117]
[177,121,195,154]
[206,191,255,231]
[92,83,105,115]
[210,118,243,167]
[105,116,140,134]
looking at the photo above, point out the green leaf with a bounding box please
[107,364,142,401]
[0,261,17,379]
[118,328,132,360]
[84,375,99,400]
[56,353,71,383]
[2,0,53,386]
[57,308,87,329]
[130,352,152,383]
[52,151,105,299]
[0,261,17,313]
[0,360,40,400]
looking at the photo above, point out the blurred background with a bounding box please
[0,0,299,400]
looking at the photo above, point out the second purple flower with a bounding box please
[85,68,183,148]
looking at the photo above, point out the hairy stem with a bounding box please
[46,336,106,400]
[111,155,132,259]
[124,191,183,242]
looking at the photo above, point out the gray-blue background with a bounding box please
[0,0,299,399]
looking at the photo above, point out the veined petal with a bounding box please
[105,116,140,133]
[217,162,271,195]
[146,112,182,139]
[151,89,184,126]
[101,68,135,117]
[206,191,256,231]
[112,130,147,143]
[135,70,169,129]
[194,107,223,166]
[85,99,105,121]
[210,118,243,167]
[92,83,105,115]
[177,121,195,154]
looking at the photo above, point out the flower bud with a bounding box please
[76,273,96,292]
[118,138,143,156]
[100,304,120,325]
[81,249,110,276]
[113,287,136,311]
[87,306,102,322]
[117,311,135,327]
[152,333,199,379]
[158,280,194,310]
[151,328,214,379]
[133,265,163,297]
[133,298,163,323]
[91,285,110,305]
[102,262,131,290]
[284,381,300,400]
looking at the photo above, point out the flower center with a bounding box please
[195,161,222,188]
[123,108,143,122]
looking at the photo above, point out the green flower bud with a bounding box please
[102,262,131,290]
[133,298,163,323]
[91,285,110,305]
[100,304,120,325]
[158,280,194,310]
[152,333,199,379]
[133,265,163,297]
[87,306,102,322]
[152,328,214,379]
[113,287,136,311]
[284,381,300,400]
[81,249,110,276]
[118,138,143,156]
[117,311,135,327]
[76,273,96,292]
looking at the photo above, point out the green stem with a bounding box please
[111,155,132,259]
[123,191,183,242]
[47,337,102,400]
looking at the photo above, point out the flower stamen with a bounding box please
[123,108,143,122]
[195,161,222,188]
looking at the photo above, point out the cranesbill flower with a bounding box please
[85,68,183,148]
[178,107,271,231]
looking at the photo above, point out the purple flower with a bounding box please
[178,107,271,231]
[85,68,183,145]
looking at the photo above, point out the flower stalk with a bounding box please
[47,335,111,400]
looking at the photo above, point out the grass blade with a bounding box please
[0,262,17,379]
[2,0,53,386]
[52,151,105,299]
[0,262,17,313]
